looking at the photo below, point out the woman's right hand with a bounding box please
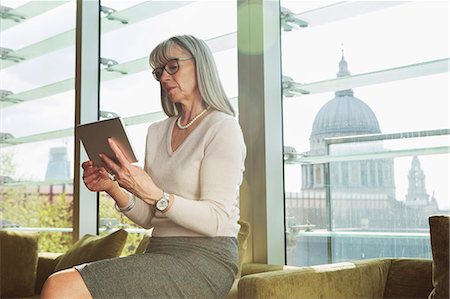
[81,160,118,192]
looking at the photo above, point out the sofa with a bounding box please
[1,216,448,299]
[0,220,260,298]
[237,215,448,299]
[238,258,433,299]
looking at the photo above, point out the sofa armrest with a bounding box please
[227,263,286,299]
[34,252,63,295]
[241,263,285,277]
[238,259,391,299]
[383,258,433,299]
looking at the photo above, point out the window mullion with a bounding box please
[73,0,101,240]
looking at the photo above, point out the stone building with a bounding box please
[285,56,442,265]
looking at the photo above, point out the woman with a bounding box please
[41,35,246,298]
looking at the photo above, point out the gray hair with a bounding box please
[149,35,235,117]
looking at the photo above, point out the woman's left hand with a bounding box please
[100,138,163,205]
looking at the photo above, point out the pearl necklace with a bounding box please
[177,106,210,130]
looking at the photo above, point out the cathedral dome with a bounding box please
[311,93,381,138]
[310,55,381,140]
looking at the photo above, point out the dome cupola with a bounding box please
[309,55,381,153]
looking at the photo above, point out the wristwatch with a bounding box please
[156,192,170,212]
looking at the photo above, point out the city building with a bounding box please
[45,146,71,181]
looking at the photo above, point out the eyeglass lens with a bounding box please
[153,60,179,81]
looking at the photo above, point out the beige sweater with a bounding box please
[124,110,246,237]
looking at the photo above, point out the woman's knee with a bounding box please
[41,268,92,299]
[43,270,68,289]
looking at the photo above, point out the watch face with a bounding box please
[156,197,169,211]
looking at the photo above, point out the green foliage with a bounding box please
[0,186,72,252]
[0,187,145,255]
[38,193,73,252]
[0,149,16,177]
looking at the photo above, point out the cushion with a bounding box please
[384,258,433,298]
[35,252,64,294]
[236,220,251,278]
[0,230,39,298]
[54,229,128,271]
[134,232,151,254]
[428,216,449,299]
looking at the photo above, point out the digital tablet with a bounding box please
[76,117,138,167]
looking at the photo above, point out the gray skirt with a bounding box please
[75,236,238,299]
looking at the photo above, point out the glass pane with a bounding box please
[0,1,76,252]
[98,1,237,254]
[281,1,450,266]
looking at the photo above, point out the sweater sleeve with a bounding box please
[165,118,246,237]
[123,194,155,229]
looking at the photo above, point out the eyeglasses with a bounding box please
[152,57,193,81]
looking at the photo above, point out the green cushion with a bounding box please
[35,252,64,294]
[428,216,449,299]
[54,229,128,272]
[134,232,151,254]
[384,258,433,298]
[0,230,39,298]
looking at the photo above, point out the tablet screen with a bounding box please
[76,117,138,167]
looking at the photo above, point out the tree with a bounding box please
[0,149,16,183]
[0,186,72,252]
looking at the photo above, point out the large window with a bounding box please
[281,1,449,266]
[0,1,238,254]
[0,1,76,252]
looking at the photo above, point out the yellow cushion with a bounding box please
[35,252,64,294]
[134,232,151,254]
[54,229,128,271]
[0,231,39,298]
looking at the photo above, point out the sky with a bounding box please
[1,1,449,210]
